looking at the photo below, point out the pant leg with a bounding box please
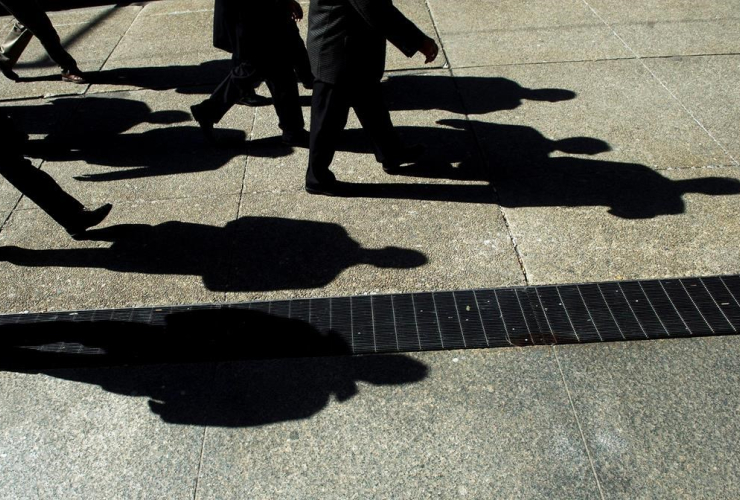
[0,21,33,66]
[0,155,86,230]
[0,0,78,71]
[306,81,351,185]
[350,81,403,163]
[263,62,303,132]
[201,60,261,123]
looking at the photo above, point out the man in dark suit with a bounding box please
[304,0,438,195]
[0,0,86,83]
[191,0,308,145]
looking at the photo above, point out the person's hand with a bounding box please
[288,0,304,21]
[419,37,439,63]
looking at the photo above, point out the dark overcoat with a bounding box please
[212,0,292,63]
[306,0,426,84]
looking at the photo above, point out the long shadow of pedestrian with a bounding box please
[0,216,428,291]
[383,74,576,114]
[0,308,428,427]
[334,119,740,218]
[7,95,291,180]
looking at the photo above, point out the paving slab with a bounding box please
[644,54,740,165]
[196,348,601,500]
[223,191,522,303]
[455,61,733,172]
[586,0,740,58]
[25,89,250,205]
[556,335,740,499]
[0,195,235,314]
[91,0,223,94]
[0,364,208,500]
[426,0,632,67]
[0,6,142,100]
[499,165,740,285]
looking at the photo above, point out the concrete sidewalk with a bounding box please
[1,1,739,498]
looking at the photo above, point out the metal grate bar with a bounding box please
[2,275,739,366]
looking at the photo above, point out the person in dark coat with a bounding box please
[191,0,308,145]
[304,0,438,195]
[0,114,111,237]
[0,1,86,83]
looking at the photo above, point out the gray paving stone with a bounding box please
[0,365,208,500]
[0,6,142,100]
[0,196,234,314]
[427,0,631,67]
[586,0,740,58]
[645,55,740,165]
[556,335,740,499]
[195,348,601,500]
[455,61,733,171]
[500,166,740,285]
[222,191,522,303]
[91,1,222,93]
[26,89,250,204]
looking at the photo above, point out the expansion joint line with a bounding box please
[425,0,530,285]
[581,0,739,166]
[554,349,606,500]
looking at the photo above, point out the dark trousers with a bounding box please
[306,79,402,185]
[201,59,303,131]
[287,23,312,85]
[0,0,78,71]
[1,155,86,230]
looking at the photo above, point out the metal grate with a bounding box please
[1,275,739,365]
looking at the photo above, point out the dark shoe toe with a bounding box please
[66,203,113,238]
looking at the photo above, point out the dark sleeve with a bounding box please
[346,0,428,57]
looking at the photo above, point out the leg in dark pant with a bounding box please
[264,63,303,133]
[351,81,403,163]
[198,60,261,123]
[306,81,351,187]
[0,0,78,72]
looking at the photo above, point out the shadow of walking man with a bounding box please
[0,308,429,427]
[0,216,428,291]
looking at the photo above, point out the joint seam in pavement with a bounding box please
[192,426,208,500]
[554,347,606,500]
[93,4,146,85]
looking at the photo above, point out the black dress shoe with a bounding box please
[382,144,426,174]
[305,171,344,196]
[282,128,310,147]
[190,103,215,142]
[65,203,113,238]
[237,93,271,106]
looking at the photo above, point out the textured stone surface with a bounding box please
[455,61,733,171]
[556,335,740,499]
[196,348,601,500]
[224,190,522,303]
[645,55,740,165]
[0,196,234,314]
[0,365,207,500]
[587,0,740,58]
[426,0,632,67]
